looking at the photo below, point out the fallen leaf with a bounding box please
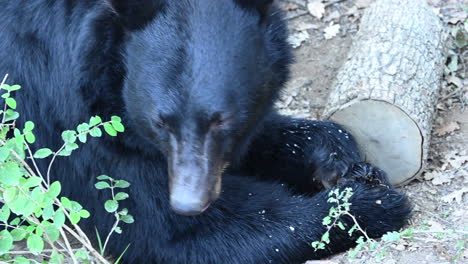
[324,10,340,22]
[288,31,310,49]
[425,170,453,185]
[305,261,338,264]
[285,3,299,11]
[444,151,468,168]
[307,0,325,19]
[442,188,468,204]
[355,0,372,9]
[447,75,463,87]
[427,220,444,232]
[434,121,460,136]
[295,22,320,31]
[323,22,340,39]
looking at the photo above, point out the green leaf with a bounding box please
[114,180,130,188]
[61,130,77,143]
[382,231,401,242]
[111,116,122,123]
[97,175,113,181]
[61,197,72,209]
[78,133,87,143]
[0,161,22,185]
[337,221,346,231]
[24,121,35,132]
[321,232,330,244]
[3,187,18,203]
[70,211,81,225]
[9,193,36,216]
[10,228,28,242]
[115,226,122,234]
[43,205,54,221]
[0,230,13,254]
[4,84,21,91]
[0,205,11,223]
[115,192,129,201]
[25,132,36,144]
[89,127,102,137]
[112,120,125,133]
[95,181,111,190]
[70,201,83,211]
[0,146,10,162]
[118,208,128,216]
[33,148,53,159]
[24,176,43,188]
[57,148,72,156]
[121,214,134,224]
[48,181,61,198]
[53,209,65,228]
[64,142,79,151]
[6,97,17,109]
[76,123,90,133]
[50,251,65,264]
[89,116,103,127]
[27,234,44,255]
[4,109,19,122]
[79,209,90,218]
[322,216,331,226]
[104,123,117,136]
[10,217,20,226]
[104,200,118,213]
[75,249,89,260]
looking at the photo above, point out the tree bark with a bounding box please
[322,0,447,185]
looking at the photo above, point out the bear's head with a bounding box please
[107,0,292,215]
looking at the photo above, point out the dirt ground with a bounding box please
[276,0,468,263]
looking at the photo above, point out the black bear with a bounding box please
[0,0,411,263]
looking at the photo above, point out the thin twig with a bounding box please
[60,228,79,264]
[102,217,120,255]
[0,73,9,124]
[46,143,66,186]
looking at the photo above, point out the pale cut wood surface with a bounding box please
[323,0,447,185]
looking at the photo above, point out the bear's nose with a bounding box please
[170,198,211,216]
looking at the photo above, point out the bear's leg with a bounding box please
[241,113,363,193]
[121,168,410,263]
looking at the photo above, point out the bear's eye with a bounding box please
[154,119,169,131]
[211,119,225,129]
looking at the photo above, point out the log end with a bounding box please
[328,100,423,186]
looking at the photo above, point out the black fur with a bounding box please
[0,0,411,263]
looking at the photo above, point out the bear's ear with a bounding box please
[105,0,165,30]
[235,0,274,19]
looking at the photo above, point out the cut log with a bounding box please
[322,0,447,185]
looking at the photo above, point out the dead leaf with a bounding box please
[427,220,444,232]
[323,22,340,39]
[305,261,338,264]
[288,31,310,49]
[285,3,299,11]
[324,10,340,22]
[355,0,372,9]
[307,0,325,19]
[445,151,468,168]
[447,74,463,87]
[434,121,460,136]
[295,22,320,31]
[442,188,468,204]
[425,170,453,185]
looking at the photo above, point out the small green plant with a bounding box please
[94,175,134,256]
[0,74,130,263]
[311,187,376,252]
